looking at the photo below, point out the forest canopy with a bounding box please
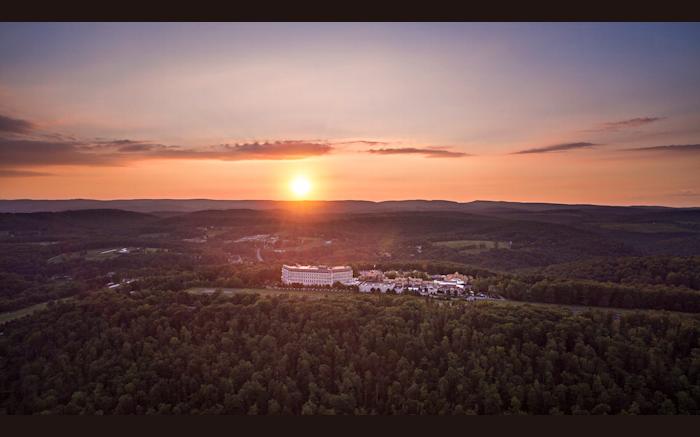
[1,291,699,415]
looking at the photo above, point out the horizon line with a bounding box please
[0,198,696,209]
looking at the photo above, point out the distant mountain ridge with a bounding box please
[0,198,691,214]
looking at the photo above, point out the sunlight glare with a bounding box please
[290,176,312,198]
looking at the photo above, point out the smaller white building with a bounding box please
[359,281,395,293]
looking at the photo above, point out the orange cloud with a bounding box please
[367,147,469,158]
[511,142,599,155]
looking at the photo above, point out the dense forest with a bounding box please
[2,205,700,415]
[0,272,87,312]
[537,256,700,290]
[474,275,700,313]
[1,291,699,414]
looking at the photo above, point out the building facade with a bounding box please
[281,264,354,286]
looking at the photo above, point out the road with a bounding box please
[0,297,74,325]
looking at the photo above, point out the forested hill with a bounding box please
[1,291,699,414]
[2,207,699,271]
[0,209,156,233]
[537,256,700,290]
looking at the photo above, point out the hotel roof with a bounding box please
[283,264,352,273]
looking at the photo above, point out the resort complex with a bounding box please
[279,264,490,299]
[281,264,354,286]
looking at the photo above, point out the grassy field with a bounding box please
[137,232,171,239]
[144,247,168,254]
[1,288,337,325]
[48,249,121,264]
[481,298,700,318]
[0,297,74,325]
[48,247,165,263]
[186,288,700,318]
[203,227,231,238]
[3,289,697,328]
[434,239,511,253]
[185,287,336,299]
[597,223,693,233]
[276,236,327,252]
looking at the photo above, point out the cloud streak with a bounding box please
[367,147,469,158]
[0,114,35,134]
[0,169,54,178]
[623,144,700,153]
[590,117,665,132]
[511,142,599,155]
[671,189,700,198]
[335,140,390,146]
[215,141,333,160]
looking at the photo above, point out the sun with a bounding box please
[290,176,312,198]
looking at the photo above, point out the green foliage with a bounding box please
[477,274,700,313]
[539,256,700,290]
[0,271,87,312]
[1,291,699,415]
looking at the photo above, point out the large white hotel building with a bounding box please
[281,264,354,286]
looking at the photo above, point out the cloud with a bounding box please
[118,143,163,152]
[590,117,665,132]
[0,136,334,171]
[367,147,469,158]
[0,138,117,166]
[511,142,599,155]
[0,169,53,178]
[125,140,333,161]
[672,189,700,198]
[78,139,174,153]
[335,140,390,146]
[623,144,700,153]
[0,112,336,172]
[0,114,35,134]
[99,140,178,153]
[214,141,333,160]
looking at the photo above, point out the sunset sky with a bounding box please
[1,22,699,205]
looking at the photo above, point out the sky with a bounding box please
[0,22,699,206]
